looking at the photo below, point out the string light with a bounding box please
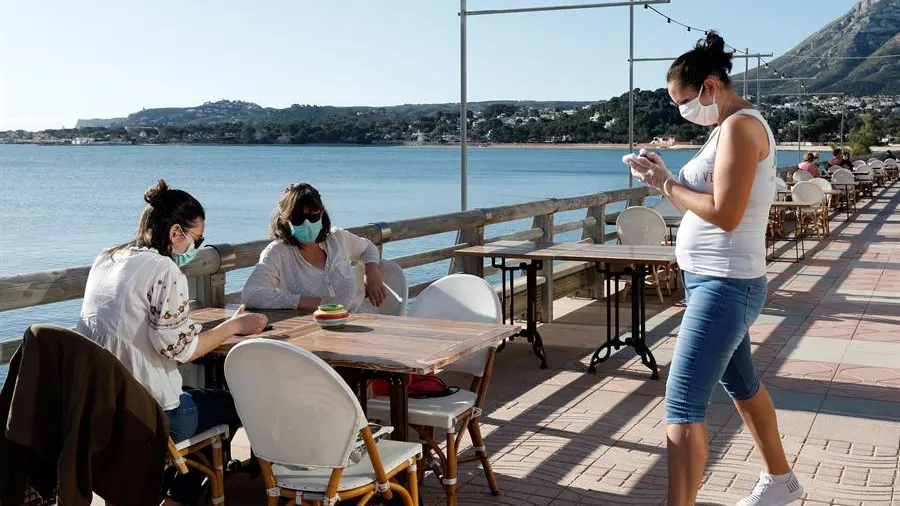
[643,6,816,93]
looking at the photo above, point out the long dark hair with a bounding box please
[271,183,332,246]
[667,31,734,90]
[106,179,205,256]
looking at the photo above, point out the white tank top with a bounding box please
[675,108,776,279]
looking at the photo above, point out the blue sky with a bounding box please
[0,0,859,130]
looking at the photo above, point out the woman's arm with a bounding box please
[664,115,767,232]
[241,244,305,310]
[335,229,386,306]
[189,305,266,360]
[336,229,380,265]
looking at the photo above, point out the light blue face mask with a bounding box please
[290,219,323,244]
[171,241,197,267]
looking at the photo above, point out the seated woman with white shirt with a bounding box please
[77,179,268,506]
[241,182,386,312]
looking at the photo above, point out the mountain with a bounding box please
[733,0,900,95]
[76,100,596,129]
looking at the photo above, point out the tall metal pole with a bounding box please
[797,111,802,162]
[755,56,760,106]
[743,48,749,98]
[459,0,468,211]
[627,5,634,187]
[840,101,845,152]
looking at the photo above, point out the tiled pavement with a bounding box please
[200,183,900,505]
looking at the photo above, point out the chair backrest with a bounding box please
[831,168,855,183]
[775,177,788,192]
[616,206,666,246]
[374,259,408,316]
[853,160,867,168]
[884,158,898,168]
[810,178,832,204]
[867,158,880,164]
[224,339,367,468]
[870,161,886,175]
[791,181,825,206]
[649,198,683,218]
[792,170,813,182]
[810,177,832,193]
[408,274,502,377]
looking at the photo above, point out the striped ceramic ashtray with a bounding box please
[313,304,350,328]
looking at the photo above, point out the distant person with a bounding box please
[241,182,386,312]
[827,148,843,168]
[796,152,819,178]
[625,31,803,506]
[77,180,267,506]
[840,150,854,169]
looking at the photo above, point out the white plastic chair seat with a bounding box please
[272,439,421,493]
[174,424,230,451]
[367,389,478,431]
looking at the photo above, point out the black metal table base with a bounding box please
[767,210,805,263]
[493,258,548,369]
[588,263,659,380]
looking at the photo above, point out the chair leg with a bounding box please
[468,420,500,496]
[445,430,458,506]
[407,458,420,506]
[650,269,664,304]
[212,435,226,506]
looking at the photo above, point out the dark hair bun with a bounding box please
[144,179,170,206]
[695,30,733,74]
[700,31,726,54]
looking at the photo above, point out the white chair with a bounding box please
[853,160,867,168]
[792,181,827,239]
[406,273,503,324]
[374,259,409,316]
[792,170,813,183]
[369,273,502,506]
[616,206,669,304]
[810,178,833,235]
[869,160,887,187]
[831,167,858,210]
[774,177,788,200]
[225,339,422,506]
[831,168,855,183]
[867,158,881,164]
[855,165,875,198]
[884,158,899,182]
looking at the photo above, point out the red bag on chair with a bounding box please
[370,373,458,398]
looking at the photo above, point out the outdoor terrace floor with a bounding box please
[174,182,900,505]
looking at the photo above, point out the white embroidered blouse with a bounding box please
[76,247,201,410]
[241,228,380,313]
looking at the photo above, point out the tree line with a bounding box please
[7,89,899,151]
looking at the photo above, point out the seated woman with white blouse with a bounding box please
[241,182,386,312]
[77,180,267,506]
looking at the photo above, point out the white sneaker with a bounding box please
[736,471,804,506]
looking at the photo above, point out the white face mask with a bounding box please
[679,84,719,126]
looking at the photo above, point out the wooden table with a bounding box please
[191,308,519,442]
[456,241,677,379]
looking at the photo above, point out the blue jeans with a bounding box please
[165,389,242,504]
[165,389,241,443]
[665,271,767,424]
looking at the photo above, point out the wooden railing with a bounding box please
[0,186,656,363]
